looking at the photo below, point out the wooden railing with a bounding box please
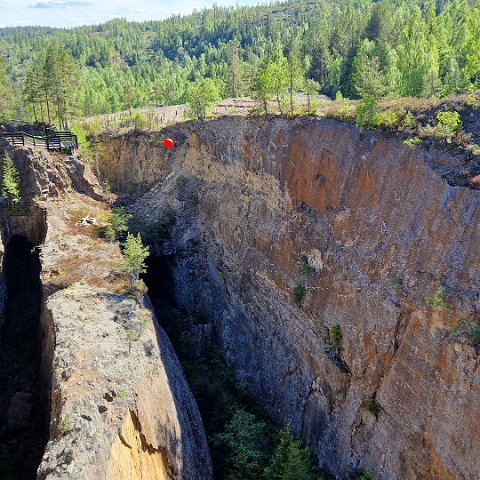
[1,130,78,152]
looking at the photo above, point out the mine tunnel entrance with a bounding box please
[0,235,48,480]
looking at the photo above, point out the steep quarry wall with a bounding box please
[0,144,212,480]
[99,116,480,480]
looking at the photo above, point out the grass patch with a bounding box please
[449,315,480,348]
[59,413,72,434]
[425,284,453,313]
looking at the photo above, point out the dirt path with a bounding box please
[84,95,331,132]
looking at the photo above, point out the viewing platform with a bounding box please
[1,129,78,153]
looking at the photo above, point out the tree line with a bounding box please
[0,0,479,125]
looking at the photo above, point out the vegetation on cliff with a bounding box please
[1,153,21,207]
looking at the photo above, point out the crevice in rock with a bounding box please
[142,252,278,479]
[0,235,49,480]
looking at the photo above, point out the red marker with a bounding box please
[163,138,174,149]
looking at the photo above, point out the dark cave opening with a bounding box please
[143,254,176,305]
[0,235,48,480]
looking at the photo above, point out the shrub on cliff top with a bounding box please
[433,110,462,142]
[355,96,381,128]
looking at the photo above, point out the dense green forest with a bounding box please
[0,0,479,124]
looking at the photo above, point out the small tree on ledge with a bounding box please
[1,153,21,208]
[119,233,149,287]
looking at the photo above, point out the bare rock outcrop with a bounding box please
[99,116,480,480]
[37,282,211,480]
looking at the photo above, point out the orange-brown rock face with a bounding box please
[100,117,480,479]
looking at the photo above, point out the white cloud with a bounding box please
[2,0,264,28]
[29,0,94,8]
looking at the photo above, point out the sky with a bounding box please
[0,0,261,28]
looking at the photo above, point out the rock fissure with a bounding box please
[0,234,48,480]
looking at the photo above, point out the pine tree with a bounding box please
[286,38,305,112]
[0,57,13,121]
[327,56,344,97]
[304,79,320,112]
[215,409,270,480]
[39,48,56,125]
[396,8,430,97]
[23,66,43,123]
[253,57,290,114]
[424,37,442,97]
[462,3,480,86]
[24,46,80,127]
[441,55,465,95]
[50,46,79,128]
[187,78,221,120]
[1,154,21,207]
[264,426,316,480]
[384,47,401,97]
[351,40,388,99]
[268,57,289,113]
[120,233,149,284]
[252,59,273,114]
[229,40,244,98]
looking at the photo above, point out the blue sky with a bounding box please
[0,0,261,28]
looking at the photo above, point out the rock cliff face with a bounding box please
[99,116,480,480]
[0,144,212,479]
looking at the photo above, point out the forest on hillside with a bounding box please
[0,0,479,125]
